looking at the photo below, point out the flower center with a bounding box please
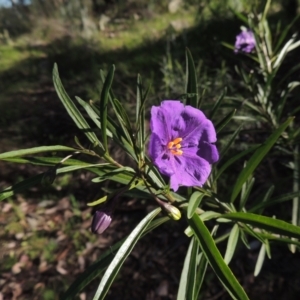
[167,137,183,156]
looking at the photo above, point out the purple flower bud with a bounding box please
[234,29,256,53]
[91,210,112,234]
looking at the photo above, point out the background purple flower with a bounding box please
[148,101,219,191]
[234,29,256,53]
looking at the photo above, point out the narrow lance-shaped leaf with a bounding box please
[209,87,227,119]
[93,208,161,300]
[111,98,135,146]
[221,212,300,239]
[186,237,199,300]
[231,117,294,203]
[215,145,260,182]
[136,74,148,161]
[0,173,45,202]
[218,125,242,161]
[249,185,274,214]
[188,213,249,300]
[187,191,204,219]
[194,253,208,300]
[224,224,239,265]
[216,109,236,133]
[254,243,266,277]
[53,64,103,149]
[100,65,115,151]
[0,145,76,160]
[60,215,168,300]
[0,162,110,202]
[185,48,198,107]
[76,97,102,131]
[177,238,196,300]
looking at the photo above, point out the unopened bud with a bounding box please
[91,210,112,234]
[164,203,181,221]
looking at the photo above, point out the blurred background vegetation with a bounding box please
[1,0,300,299]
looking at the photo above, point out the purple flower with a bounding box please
[91,210,112,234]
[234,29,256,53]
[148,101,219,191]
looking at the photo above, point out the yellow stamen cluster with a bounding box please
[167,137,183,156]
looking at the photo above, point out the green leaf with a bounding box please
[100,65,115,151]
[87,196,107,206]
[144,163,166,189]
[229,7,248,23]
[254,243,266,277]
[53,64,103,149]
[209,87,227,119]
[136,74,148,161]
[221,212,300,239]
[249,185,274,214]
[224,224,239,265]
[0,173,44,202]
[219,126,242,160]
[216,109,236,133]
[239,177,255,210]
[0,162,110,202]
[92,171,136,186]
[60,215,168,300]
[111,98,135,146]
[241,224,266,244]
[273,15,300,54]
[199,211,221,221]
[89,94,136,160]
[215,145,260,182]
[76,97,101,130]
[185,48,198,107]
[0,146,76,160]
[187,191,204,219]
[230,117,293,203]
[93,208,161,300]
[90,97,135,159]
[273,36,297,70]
[177,237,196,300]
[260,233,300,248]
[1,156,105,168]
[186,237,199,300]
[194,253,208,300]
[188,213,249,300]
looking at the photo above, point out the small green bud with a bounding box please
[164,203,181,220]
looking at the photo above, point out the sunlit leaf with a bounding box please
[177,238,196,300]
[224,224,239,265]
[221,212,300,239]
[60,215,168,300]
[0,146,76,160]
[93,208,161,300]
[187,191,204,219]
[254,243,266,277]
[188,213,249,300]
[53,64,103,149]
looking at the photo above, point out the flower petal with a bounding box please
[198,119,217,143]
[169,151,211,191]
[151,101,186,143]
[197,142,219,164]
[154,152,175,176]
[179,105,207,144]
[149,132,165,160]
[161,100,185,115]
[150,106,170,145]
